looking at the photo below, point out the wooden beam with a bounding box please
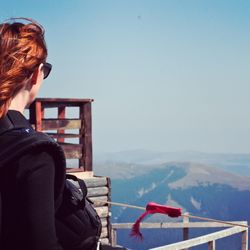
[95,206,109,218]
[42,119,81,130]
[87,187,109,197]
[101,227,108,238]
[107,177,112,244]
[150,226,247,250]
[111,229,117,247]
[35,101,43,131]
[101,218,108,227]
[46,133,81,138]
[80,102,92,171]
[242,229,248,250]
[60,143,82,159]
[68,176,108,189]
[66,167,84,173]
[57,106,66,142]
[84,177,108,188]
[208,240,216,250]
[66,170,94,179]
[100,238,109,245]
[183,213,189,250]
[111,221,248,229]
[89,196,108,206]
[35,97,93,104]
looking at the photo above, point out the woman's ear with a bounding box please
[31,64,43,85]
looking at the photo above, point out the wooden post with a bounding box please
[79,104,84,169]
[208,240,216,250]
[57,106,66,142]
[242,229,248,250]
[80,102,92,171]
[35,101,43,131]
[183,213,189,250]
[111,228,117,247]
[29,100,43,131]
[106,177,112,245]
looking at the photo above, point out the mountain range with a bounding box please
[95,149,250,176]
[94,150,250,249]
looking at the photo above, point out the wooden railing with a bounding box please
[29,98,94,172]
[111,216,248,250]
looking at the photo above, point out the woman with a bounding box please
[0,18,64,250]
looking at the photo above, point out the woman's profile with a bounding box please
[0,18,64,250]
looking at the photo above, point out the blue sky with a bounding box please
[1,1,250,154]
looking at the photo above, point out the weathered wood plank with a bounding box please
[95,206,109,218]
[89,196,108,207]
[112,221,248,229]
[65,176,108,189]
[100,238,109,244]
[80,102,92,171]
[111,229,117,247]
[35,97,93,105]
[101,227,108,238]
[47,133,81,138]
[64,151,82,159]
[150,226,247,250]
[42,103,90,108]
[182,213,189,250]
[208,240,215,250]
[101,218,108,227]
[33,101,43,131]
[57,107,65,142]
[87,187,109,197]
[60,143,82,159]
[42,119,82,130]
[66,168,86,174]
[84,177,108,188]
[242,229,248,250]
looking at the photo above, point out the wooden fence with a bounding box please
[29,98,93,172]
[111,216,248,250]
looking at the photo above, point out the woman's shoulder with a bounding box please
[0,126,66,197]
[17,150,56,176]
[0,131,61,167]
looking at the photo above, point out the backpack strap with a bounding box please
[0,113,66,210]
[66,174,88,198]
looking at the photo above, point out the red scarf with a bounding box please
[131,202,182,239]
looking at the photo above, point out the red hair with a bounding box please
[0,18,47,118]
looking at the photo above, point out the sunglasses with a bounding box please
[43,62,52,79]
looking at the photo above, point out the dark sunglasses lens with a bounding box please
[43,63,52,79]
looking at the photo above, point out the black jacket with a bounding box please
[0,110,65,250]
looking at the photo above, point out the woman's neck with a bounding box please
[9,90,29,114]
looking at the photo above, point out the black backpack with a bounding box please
[56,174,102,250]
[0,111,102,250]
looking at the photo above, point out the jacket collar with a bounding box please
[0,110,32,135]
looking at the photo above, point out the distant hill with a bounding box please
[94,159,250,249]
[94,160,153,179]
[95,149,250,176]
[109,163,250,221]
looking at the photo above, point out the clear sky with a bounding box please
[1,0,250,154]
